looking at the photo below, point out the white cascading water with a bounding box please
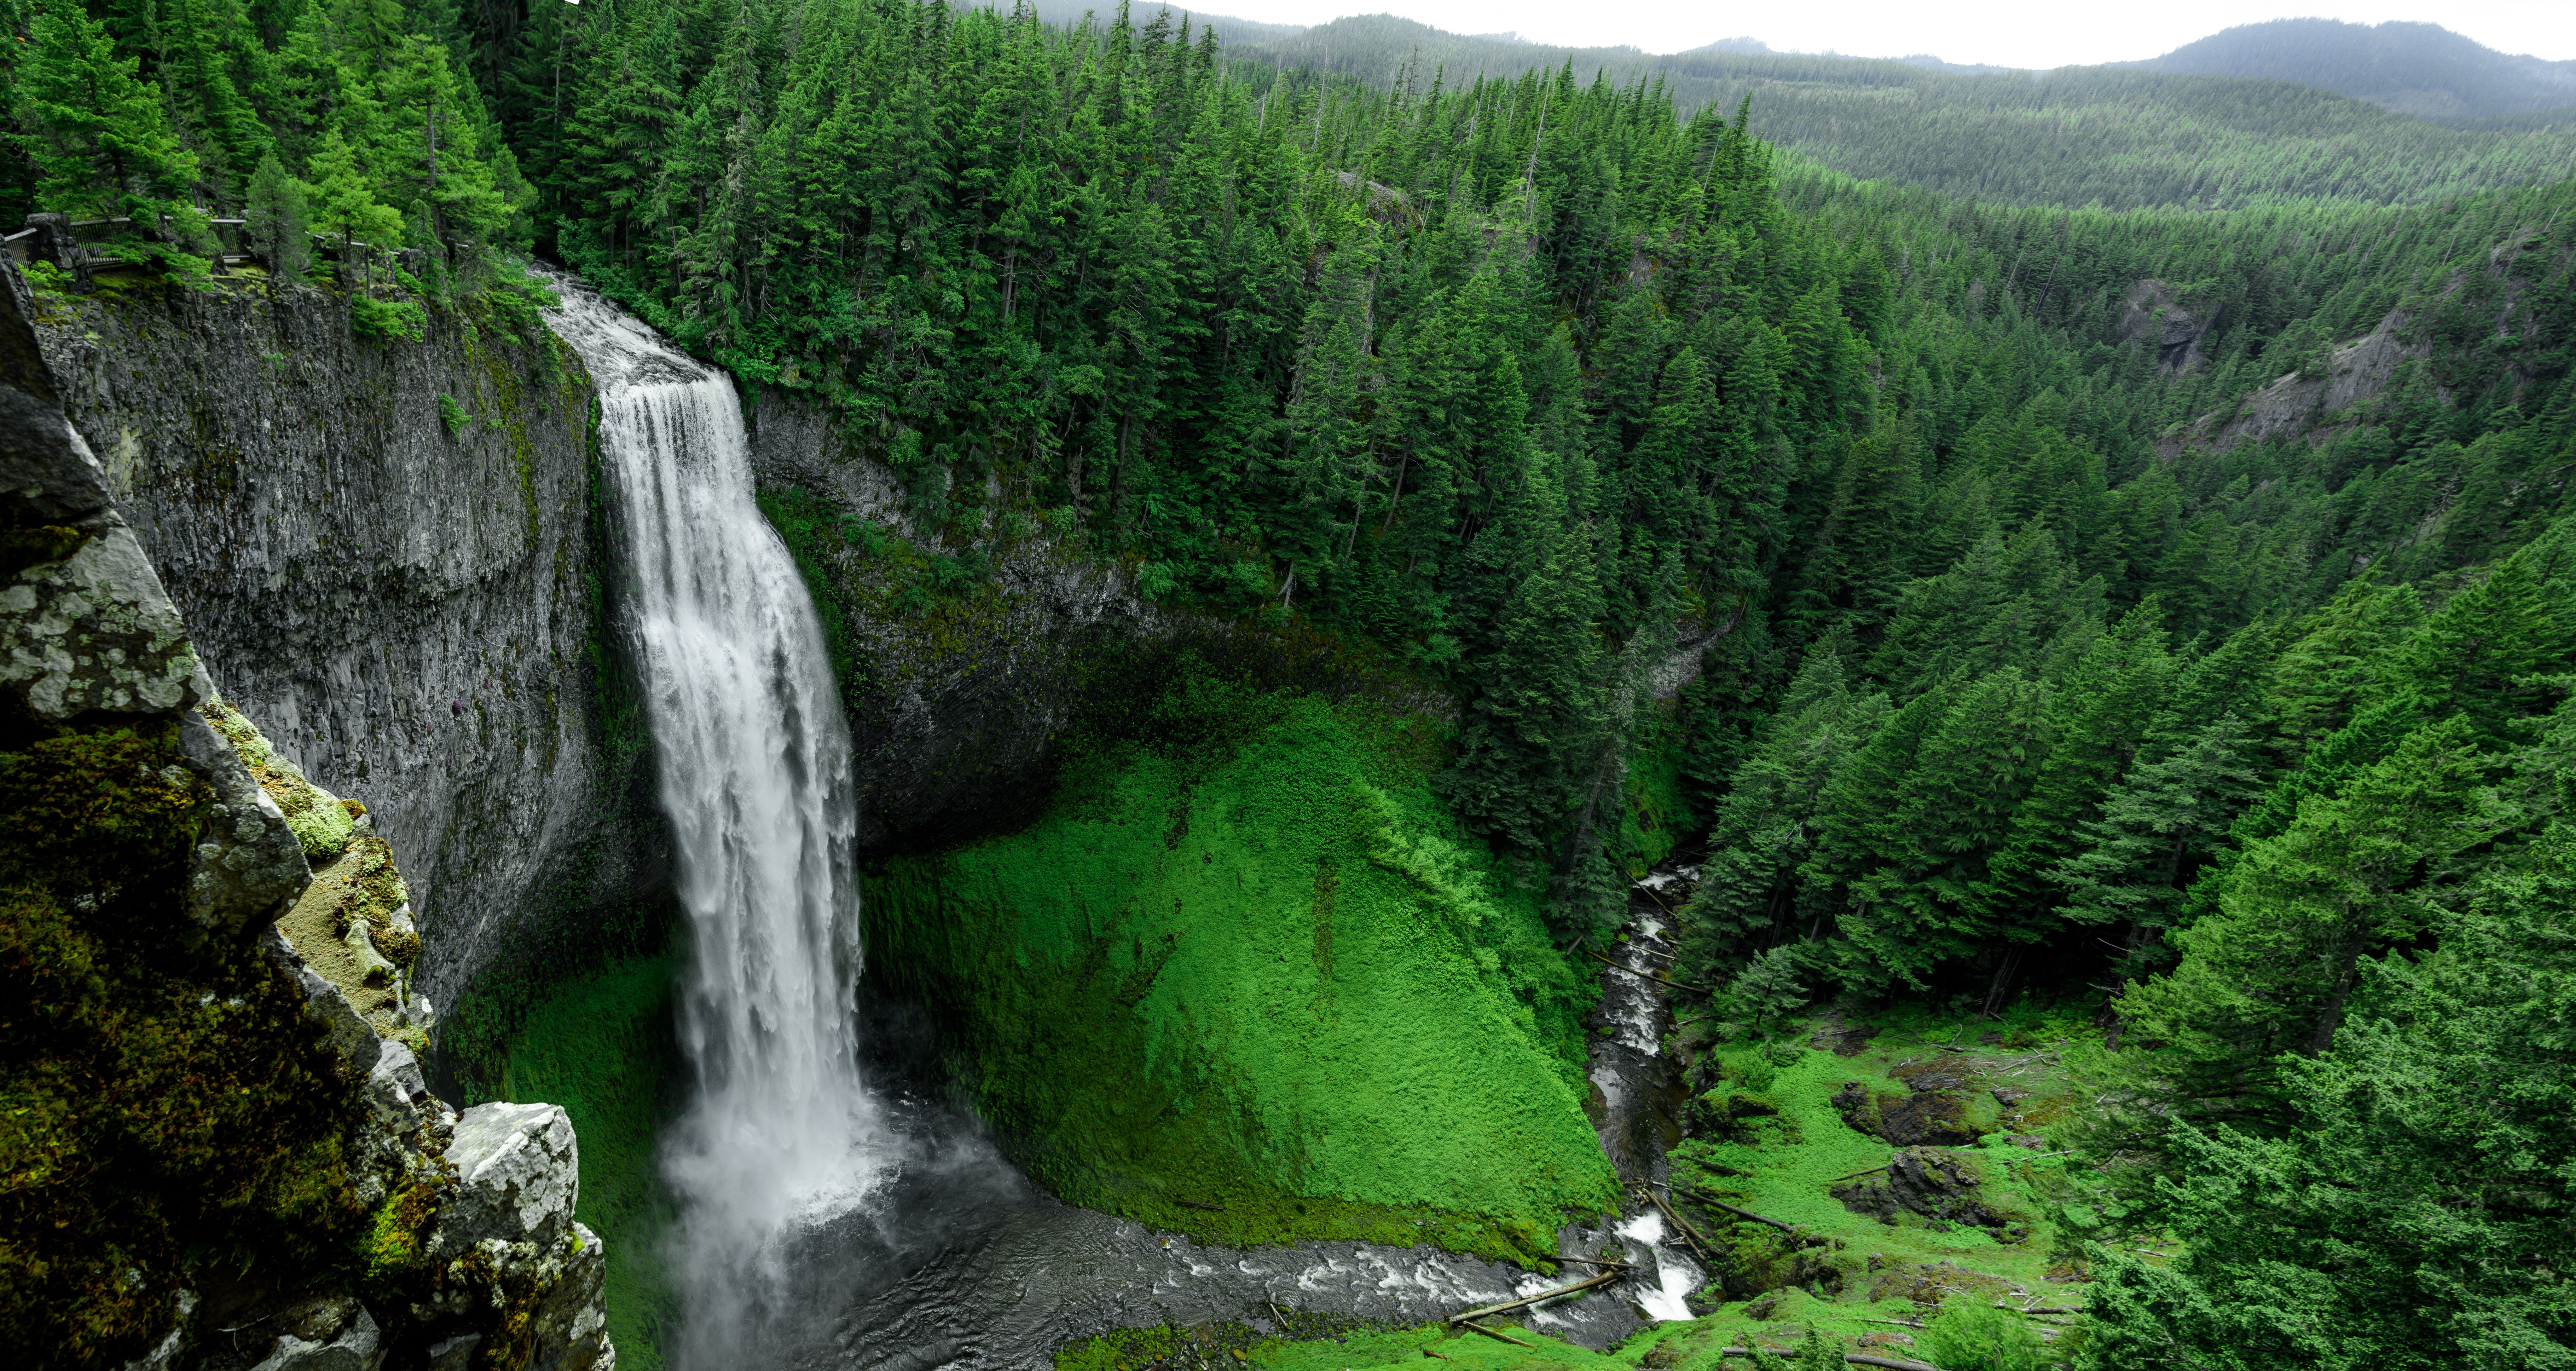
[545,278,889,1361]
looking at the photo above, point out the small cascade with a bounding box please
[1583,861,1708,1324]
[1614,1211,1706,1323]
[544,278,889,1364]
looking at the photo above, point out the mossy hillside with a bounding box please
[866,685,1618,1261]
[0,714,370,1370]
[1638,1006,2102,1362]
[491,952,684,1371]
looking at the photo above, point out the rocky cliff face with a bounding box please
[741,389,1171,855]
[2163,309,2430,456]
[2121,279,2226,372]
[29,276,665,1011]
[0,263,609,1371]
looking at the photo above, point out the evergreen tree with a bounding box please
[241,148,311,277]
[15,2,205,238]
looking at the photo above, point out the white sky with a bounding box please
[1190,2,2576,67]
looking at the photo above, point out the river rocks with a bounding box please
[1832,1147,2006,1232]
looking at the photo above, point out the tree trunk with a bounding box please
[2308,933,2365,1056]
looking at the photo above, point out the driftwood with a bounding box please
[1446,1270,1620,1324]
[1552,1254,1635,1271]
[1458,1321,1536,1349]
[1643,1185,1717,1260]
[1677,1186,1799,1235]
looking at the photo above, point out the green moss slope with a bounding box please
[867,685,1618,1261]
[490,953,682,1370]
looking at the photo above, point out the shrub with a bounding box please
[350,295,428,343]
[438,392,471,437]
[1922,1299,2049,1371]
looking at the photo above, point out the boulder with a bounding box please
[1831,1146,2005,1232]
[263,927,383,1077]
[524,1223,615,1371]
[439,1102,580,1251]
[1876,1091,1984,1147]
[246,1298,381,1371]
[1836,1060,1992,1147]
[182,705,313,934]
[0,394,204,721]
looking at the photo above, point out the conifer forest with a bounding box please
[2,3,2573,1370]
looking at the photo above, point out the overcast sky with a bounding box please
[1187,2,2576,66]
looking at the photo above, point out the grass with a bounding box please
[1059,1005,2101,1371]
[866,679,1620,1261]
[1672,1024,2088,1277]
[1255,1324,1635,1371]
[491,952,684,1371]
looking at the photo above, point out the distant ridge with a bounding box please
[1208,15,2576,211]
[2139,18,2576,122]
[1684,34,2015,74]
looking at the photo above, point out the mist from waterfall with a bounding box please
[544,277,888,1364]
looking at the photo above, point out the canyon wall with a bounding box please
[31,277,666,1011]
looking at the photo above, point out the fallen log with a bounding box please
[1676,1187,1799,1235]
[1643,1185,1716,1261]
[1824,1163,1892,1184]
[1445,1270,1621,1324]
[1458,1321,1536,1349]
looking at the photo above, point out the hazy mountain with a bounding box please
[1201,15,2575,210]
[986,0,1309,43]
[1686,35,2014,75]
[2140,19,2576,121]
[1684,37,1776,56]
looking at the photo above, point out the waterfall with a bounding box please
[545,278,889,1361]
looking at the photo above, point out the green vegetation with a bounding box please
[491,953,683,1371]
[14,0,2576,1363]
[865,665,1615,1259]
[0,714,368,1370]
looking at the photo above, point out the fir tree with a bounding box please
[15,2,205,237]
[241,148,311,278]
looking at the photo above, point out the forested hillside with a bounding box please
[9,0,2575,1363]
[1207,15,2576,209]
